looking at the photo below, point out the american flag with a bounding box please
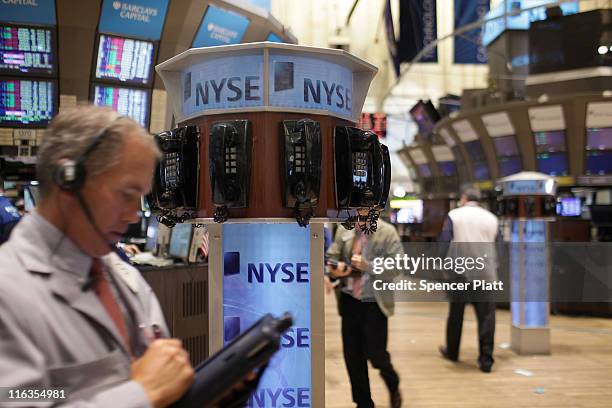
[198,227,210,259]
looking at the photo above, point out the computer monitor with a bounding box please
[464,140,486,162]
[473,162,490,180]
[192,5,250,47]
[91,84,150,127]
[409,100,440,138]
[493,135,519,157]
[499,156,522,177]
[0,24,56,76]
[395,202,423,224]
[586,151,612,175]
[23,184,39,212]
[534,130,566,154]
[168,223,193,261]
[586,127,612,150]
[0,78,56,126]
[557,197,581,217]
[418,163,432,178]
[438,161,457,176]
[537,153,568,176]
[145,216,159,252]
[94,34,155,86]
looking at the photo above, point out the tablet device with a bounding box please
[172,313,293,408]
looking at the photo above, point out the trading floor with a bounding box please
[325,298,612,408]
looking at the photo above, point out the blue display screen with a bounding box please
[168,223,192,259]
[558,197,581,217]
[438,161,457,176]
[473,162,490,180]
[418,163,432,177]
[92,84,150,127]
[493,135,519,157]
[98,0,169,40]
[534,130,566,153]
[464,140,486,162]
[0,78,55,126]
[499,156,522,177]
[192,5,250,47]
[0,0,56,25]
[537,153,568,176]
[0,25,55,76]
[586,151,612,175]
[266,32,283,43]
[95,35,155,85]
[586,128,612,150]
[223,224,312,408]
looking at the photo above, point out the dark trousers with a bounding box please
[445,300,496,367]
[339,293,400,408]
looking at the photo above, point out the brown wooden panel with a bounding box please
[181,112,352,219]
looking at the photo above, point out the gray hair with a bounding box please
[36,105,161,198]
[461,185,482,202]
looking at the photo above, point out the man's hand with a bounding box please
[350,254,368,272]
[131,339,195,408]
[329,261,352,278]
[212,371,258,407]
[324,276,334,295]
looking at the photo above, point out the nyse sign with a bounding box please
[182,55,264,117]
[269,54,353,118]
[180,53,354,120]
[223,224,312,407]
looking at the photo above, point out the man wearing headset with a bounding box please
[0,106,194,407]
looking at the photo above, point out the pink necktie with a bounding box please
[91,258,132,355]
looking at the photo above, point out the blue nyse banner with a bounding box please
[181,55,264,117]
[223,224,312,408]
[0,0,56,25]
[192,5,250,47]
[454,0,489,64]
[268,53,353,119]
[99,0,169,40]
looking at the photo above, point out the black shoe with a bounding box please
[438,346,458,362]
[479,363,492,373]
[390,389,402,408]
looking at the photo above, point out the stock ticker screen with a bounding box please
[92,84,149,127]
[0,78,55,126]
[95,35,154,85]
[0,25,55,76]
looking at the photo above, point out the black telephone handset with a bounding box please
[334,126,391,234]
[280,119,322,226]
[209,120,252,222]
[334,126,391,209]
[150,126,199,226]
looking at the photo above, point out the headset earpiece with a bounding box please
[52,114,126,193]
[54,159,86,192]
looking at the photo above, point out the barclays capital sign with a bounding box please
[99,0,169,40]
[0,0,56,25]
